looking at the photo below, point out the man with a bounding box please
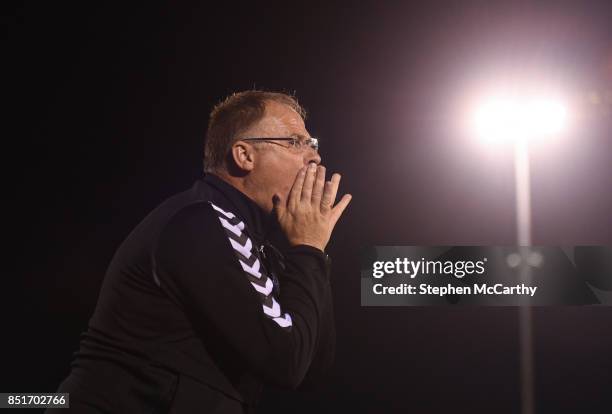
[50,90,351,413]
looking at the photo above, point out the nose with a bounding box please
[305,148,321,165]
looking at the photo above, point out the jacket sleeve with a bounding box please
[153,202,333,389]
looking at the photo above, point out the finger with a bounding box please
[330,193,352,226]
[321,181,333,211]
[301,162,317,202]
[289,166,307,209]
[311,165,326,206]
[322,173,341,209]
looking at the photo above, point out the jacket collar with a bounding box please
[197,173,273,242]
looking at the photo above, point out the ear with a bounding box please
[230,141,256,172]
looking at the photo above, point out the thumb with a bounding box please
[272,194,284,217]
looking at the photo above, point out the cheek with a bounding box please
[279,164,302,194]
[287,161,305,184]
[259,154,304,193]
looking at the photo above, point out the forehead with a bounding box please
[249,100,308,136]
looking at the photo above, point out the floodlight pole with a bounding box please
[514,139,532,247]
[514,138,535,414]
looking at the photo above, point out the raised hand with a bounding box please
[273,162,352,252]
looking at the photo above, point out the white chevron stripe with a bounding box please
[251,278,273,295]
[229,237,252,259]
[210,201,291,329]
[263,296,281,317]
[220,217,244,237]
[210,203,235,219]
[272,313,292,328]
[240,258,262,278]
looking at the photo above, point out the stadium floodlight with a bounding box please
[470,90,570,414]
[470,91,570,244]
[473,95,568,143]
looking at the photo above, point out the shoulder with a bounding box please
[158,200,249,253]
[160,201,222,241]
[153,201,240,275]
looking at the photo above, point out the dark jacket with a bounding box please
[51,174,335,413]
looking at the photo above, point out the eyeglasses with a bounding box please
[241,137,319,152]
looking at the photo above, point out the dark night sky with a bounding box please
[4,1,612,412]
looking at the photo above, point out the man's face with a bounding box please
[240,100,321,211]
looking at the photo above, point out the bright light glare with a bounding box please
[473,96,568,142]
